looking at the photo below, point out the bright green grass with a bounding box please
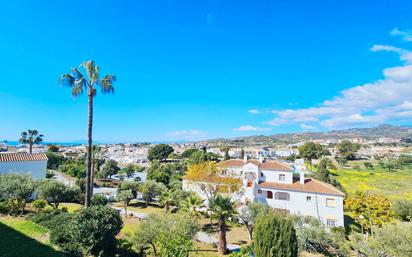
[332,164,412,201]
[0,217,66,257]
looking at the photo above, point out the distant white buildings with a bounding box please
[0,153,48,179]
[183,157,344,227]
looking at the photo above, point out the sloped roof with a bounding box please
[259,178,344,196]
[0,153,48,162]
[218,159,293,171]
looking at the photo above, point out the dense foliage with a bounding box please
[51,205,123,256]
[0,174,34,216]
[345,193,394,231]
[298,142,328,167]
[254,212,298,257]
[148,144,174,161]
[337,140,361,160]
[133,212,199,257]
[36,179,80,209]
[352,222,412,257]
[294,216,349,257]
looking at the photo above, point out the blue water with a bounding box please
[1,141,82,147]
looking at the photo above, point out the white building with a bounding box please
[183,157,344,227]
[0,153,48,179]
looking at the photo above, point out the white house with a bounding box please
[0,153,48,179]
[183,157,344,227]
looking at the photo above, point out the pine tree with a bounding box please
[254,212,298,257]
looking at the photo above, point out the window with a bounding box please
[306,196,312,202]
[257,189,262,194]
[326,198,336,208]
[260,173,264,177]
[279,174,286,181]
[326,219,336,227]
[275,192,290,201]
[267,191,273,199]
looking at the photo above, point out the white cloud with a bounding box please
[234,125,271,132]
[169,130,206,140]
[300,123,317,130]
[266,39,412,129]
[248,109,260,114]
[390,28,412,42]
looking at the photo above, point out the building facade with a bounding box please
[0,153,48,179]
[183,157,344,227]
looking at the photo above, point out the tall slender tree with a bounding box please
[19,129,43,153]
[59,60,116,207]
[209,194,237,255]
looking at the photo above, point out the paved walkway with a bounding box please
[109,204,148,220]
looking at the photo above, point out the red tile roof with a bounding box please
[259,178,344,196]
[218,159,293,171]
[0,153,48,162]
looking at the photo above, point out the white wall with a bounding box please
[0,160,47,180]
[260,170,293,184]
[255,187,344,227]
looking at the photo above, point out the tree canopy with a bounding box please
[298,142,328,166]
[254,212,298,257]
[337,140,361,160]
[148,144,174,161]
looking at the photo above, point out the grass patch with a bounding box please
[0,217,66,257]
[114,200,164,215]
[58,202,82,213]
[332,161,412,201]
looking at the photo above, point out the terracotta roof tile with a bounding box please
[218,159,293,171]
[259,178,344,196]
[0,153,48,162]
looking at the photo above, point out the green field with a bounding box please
[0,217,66,257]
[332,162,412,201]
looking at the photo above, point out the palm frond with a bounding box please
[71,68,85,81]
[100,74,116,94]
[59,74,75,87]
[83,60,98,82]
[71,84,85,96]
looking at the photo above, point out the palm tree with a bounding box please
[181,194,205,218]
[59,60,116,207]
[19,129,43,153]
[209,194,237,255]
[159,189,175,213]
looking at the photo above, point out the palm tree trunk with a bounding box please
[29,142,33,154]
[218,217,227,255]
[85,89,93,207]
[91,160,94,195]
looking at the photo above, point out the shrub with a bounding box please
[32,199,47,213]
[254,212,298,257]
[293,216,349,257]
[32,209,73,229]
[91,194,108,206]
[0,201,9,214]
[353,223,412,257]
[393,199,412,221]
[52,205,123,256]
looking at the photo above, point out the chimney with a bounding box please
[243,154,248,163]
[300,171,305,184]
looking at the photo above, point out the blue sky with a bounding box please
[1,0,412,142]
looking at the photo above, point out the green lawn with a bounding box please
[332,162,412,201]
[0,217,66,257]
[114,200,164,215]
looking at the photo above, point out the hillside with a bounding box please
[199,124,412,147]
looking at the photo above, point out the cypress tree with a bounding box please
[254,212,298,257]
